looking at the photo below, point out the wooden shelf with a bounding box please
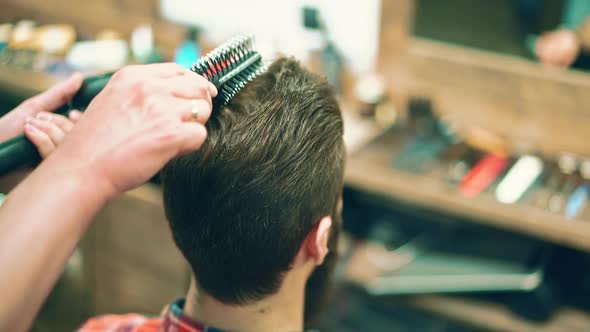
[0,0,185,60]
[343,240,590,332]
[344,130,590,253]
[381,37,590,158]
[404,295,590,332]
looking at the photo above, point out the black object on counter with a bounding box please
[0,72,113,175]
[392,98,457,174]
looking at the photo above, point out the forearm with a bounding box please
[0,62,213,331]
[0,158,110,331]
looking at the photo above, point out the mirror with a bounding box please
[413,0,590,72]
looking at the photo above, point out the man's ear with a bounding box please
[303,217,333,265]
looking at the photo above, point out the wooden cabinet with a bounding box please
[0,0,184,59]
[84,184,190,315]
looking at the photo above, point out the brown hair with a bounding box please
[161,57,344,304]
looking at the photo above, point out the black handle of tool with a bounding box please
[0,72,113,175]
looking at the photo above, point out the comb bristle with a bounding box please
[190,34,265,108]
[219,62,268,105]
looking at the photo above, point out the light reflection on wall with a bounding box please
[160,0,381,74]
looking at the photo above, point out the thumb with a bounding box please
[22,72,84,114]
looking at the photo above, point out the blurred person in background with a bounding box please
[534,0,590,69]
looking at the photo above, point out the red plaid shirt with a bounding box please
[78,299,224,332]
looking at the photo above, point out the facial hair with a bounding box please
[303,214,341,325]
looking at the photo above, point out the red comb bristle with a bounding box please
[189,34,263,103]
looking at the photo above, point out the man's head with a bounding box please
[161,57,344,316]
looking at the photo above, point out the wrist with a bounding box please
[39,152,117,207]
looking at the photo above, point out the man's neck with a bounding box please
[183,268,310,332]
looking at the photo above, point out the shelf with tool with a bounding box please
[343,28,590,253]
[338,235,590,332]
[333,20,590,327]
[0,0,185,60]
[344,124,590,253]
[337,180,590,332]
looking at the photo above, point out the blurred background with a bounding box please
[1,0,590,331]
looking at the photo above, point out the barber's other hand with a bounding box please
[0,73,83,142]
[47,63,217,199]
[24,110,81,158]
[535,29,581,67]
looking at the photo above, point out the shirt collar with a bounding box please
[161,298,225,332]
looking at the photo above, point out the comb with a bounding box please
[191,34,266,108]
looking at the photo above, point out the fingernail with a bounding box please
[209,83,218,97]
[37,113,51,121]
[69,110,81,119]
[71,72,83,81]
[25,123,39,133]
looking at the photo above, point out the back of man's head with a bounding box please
[161,57,344,305]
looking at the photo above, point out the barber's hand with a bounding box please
[0,73,83,142]
[47,63,216,199]
[24,110,81,158]
[535,29,581,67]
